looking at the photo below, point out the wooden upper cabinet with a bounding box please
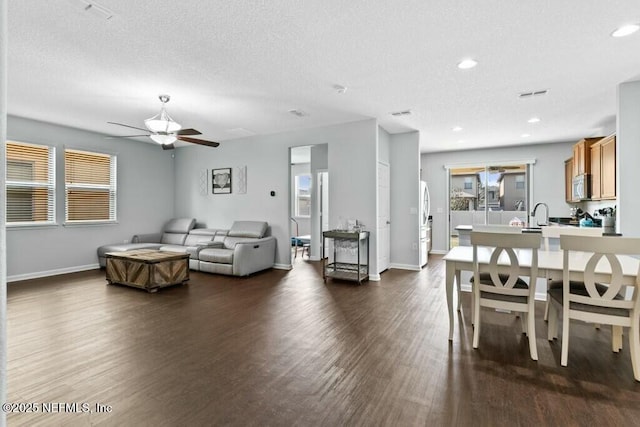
[600,135,616,199]
[588,134,616,200]
[572,137,602,177]
[565,158,574,203]
[590,143,601,200]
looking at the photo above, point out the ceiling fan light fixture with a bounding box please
[145,110,182,133]
[149,134,177,145]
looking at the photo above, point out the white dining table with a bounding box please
[443,245,640,341]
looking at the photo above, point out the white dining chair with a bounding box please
[547,235,640,381]
[465,224,523,314]
[543,226,604,321]
[471,231,542,360]
[541,226,603,252]
[473,224,523,233]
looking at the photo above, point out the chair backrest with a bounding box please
[542,226,602,251]
[560,235,640,311]
[473,224,522,234]
[471,231,541,295]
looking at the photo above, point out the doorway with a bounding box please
[448,162,531,249]
[289,144,329,265]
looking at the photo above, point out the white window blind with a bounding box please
[65,148,117,223]
[6,141,56,225]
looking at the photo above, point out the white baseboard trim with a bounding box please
[273,263,292,270]
[429,250,448,255]
[8,263,101,283]
[389,263,422,271]
[458,284,548,301]
[369,274,381,281]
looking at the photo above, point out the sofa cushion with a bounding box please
[198,248,234,264]
[183,228,219,246]
[163,218,196,234]
[161,232,188,245]
[227,221,268,238]
[158,244,189,254]
[223,236,256,250]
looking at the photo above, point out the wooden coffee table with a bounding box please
[105,249,190,293]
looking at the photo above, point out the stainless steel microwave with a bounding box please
[572,174,590,200]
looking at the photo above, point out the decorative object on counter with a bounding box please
[509,217,525,227]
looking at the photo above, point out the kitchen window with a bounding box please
[5,141,56,225]
[65,148,117,223]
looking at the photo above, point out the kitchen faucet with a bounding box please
[531,202,549,227]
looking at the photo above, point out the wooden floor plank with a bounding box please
[6,255,640,426]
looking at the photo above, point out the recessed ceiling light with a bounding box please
[519,89,548,98]
[452,126,463,132]
[521,133,531,138]
[527,117,541,123]
[390,110,412,117]
[611,24,640,37]
[457,59,478,69]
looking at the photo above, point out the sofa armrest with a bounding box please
[232,236,277,276]
[132,233,162,243]
[201,241,225,248]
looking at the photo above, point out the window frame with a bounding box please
[5,140,57,227]
[64,147,117,225]
[294,173,311,218]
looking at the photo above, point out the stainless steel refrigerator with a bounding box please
[420,181,432,267]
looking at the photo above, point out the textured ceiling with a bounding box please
[7,0,640,152]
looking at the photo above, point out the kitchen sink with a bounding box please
[522,227,543,233]
[548,217,574,225]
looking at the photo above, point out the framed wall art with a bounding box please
[212,168,232,194]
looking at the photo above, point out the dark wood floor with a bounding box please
[7,255,640,426]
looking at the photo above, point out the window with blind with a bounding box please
[65,148,117,223]
[6,141,56,225]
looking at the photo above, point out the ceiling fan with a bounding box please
[108,94,220,149]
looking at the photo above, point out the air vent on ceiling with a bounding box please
[76,0,114,20]
[518,89,548,99]
[288,109,308,117]
[391,109,412,117]
[226,128,256,137]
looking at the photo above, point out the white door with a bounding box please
[377,162,391,273]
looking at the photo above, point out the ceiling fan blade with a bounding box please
[107,121,150,133]
[105,134,150,139]
[161,143,175,150]
[178,136,220,147]
[176,128,202,136]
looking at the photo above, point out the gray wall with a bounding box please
[421,141,574,253]
[617,80,640,238]
[390,131,420,269]
[173,119,379,270]
[6,116,175,280]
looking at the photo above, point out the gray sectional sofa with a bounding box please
[97,218,276,276]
